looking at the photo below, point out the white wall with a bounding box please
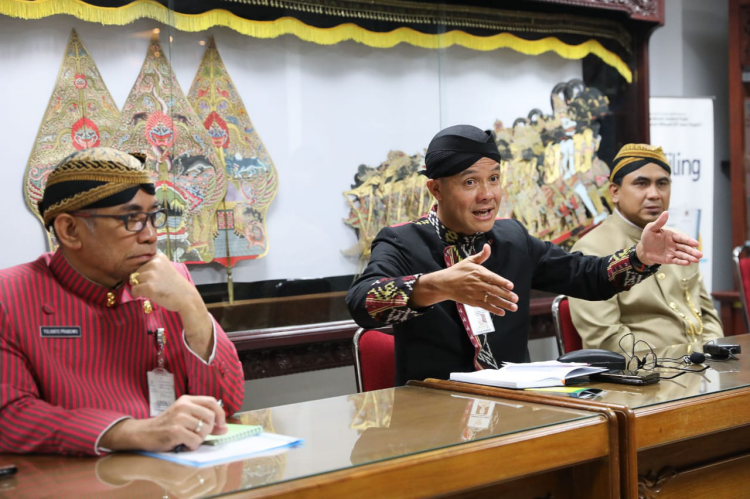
[0,15,581,284]
[649,0,732,297]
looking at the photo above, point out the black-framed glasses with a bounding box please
[71,208,168,233]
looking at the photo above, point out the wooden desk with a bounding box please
[419,335,750,499]
[0,386,618,498]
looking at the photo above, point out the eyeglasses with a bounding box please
[70,208,168,233]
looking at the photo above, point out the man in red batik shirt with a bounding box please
[0,148,244,456]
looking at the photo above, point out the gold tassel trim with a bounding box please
[0,0,633,82]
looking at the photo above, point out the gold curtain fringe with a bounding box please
[0,0,632,81]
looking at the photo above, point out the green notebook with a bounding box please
[203,424,263,446]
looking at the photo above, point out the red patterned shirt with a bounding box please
[0,251,244,456]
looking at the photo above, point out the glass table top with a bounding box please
[0,385,598,498]
[584,335,750,410]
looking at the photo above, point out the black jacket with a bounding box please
[347,216,644,386]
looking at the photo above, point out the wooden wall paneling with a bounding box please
[730,0,749,248]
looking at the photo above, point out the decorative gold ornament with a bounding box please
[682,287,704,339]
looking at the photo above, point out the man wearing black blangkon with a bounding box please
[346,124,704,386]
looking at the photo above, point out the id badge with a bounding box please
[463,304,495,335]
[147,368,176,416]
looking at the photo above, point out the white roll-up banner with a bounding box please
[650,97,714,292]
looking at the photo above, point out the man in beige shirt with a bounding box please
[569,144,723,351]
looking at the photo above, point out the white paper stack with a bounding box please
[450,361,608,389]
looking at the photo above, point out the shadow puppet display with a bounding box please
[107,36,228,264]
[343,79,614,266]
[187,37,279,268]
[24,29,121,250]
[24,31,278,274]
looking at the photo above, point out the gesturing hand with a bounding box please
[100,395,228,452]
[411,244,519,315]
[635,211,703,266]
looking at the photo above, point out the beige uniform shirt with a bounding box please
[569,211,723,351]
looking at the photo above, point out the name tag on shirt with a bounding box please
[40,326,81,338]
[463,305,495,335]
[148,368,176,416]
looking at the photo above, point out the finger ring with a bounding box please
[484,292,489,303]
[129,273,140,286]
[194,419,204,433]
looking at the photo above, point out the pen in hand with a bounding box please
[173,398,223,453]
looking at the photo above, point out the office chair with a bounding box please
[352,327,395,392]
[733,242,750,333]
[551,295,583,356]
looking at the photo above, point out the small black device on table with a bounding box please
[703,343,741,360]
[589,370,660,386]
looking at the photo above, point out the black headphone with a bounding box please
[618,333,710,377]
[683,352,706,364]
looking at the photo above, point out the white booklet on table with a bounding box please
[138,432,303,468]
[450,361,608,389]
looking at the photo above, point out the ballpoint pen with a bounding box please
[173,398,224,452]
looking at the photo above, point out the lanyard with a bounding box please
[155,327,166,369]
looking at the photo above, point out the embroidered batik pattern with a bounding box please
[429,210,499,369]
[607,246,656,290]
[365,275,423,323]
[428,207,481,258]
